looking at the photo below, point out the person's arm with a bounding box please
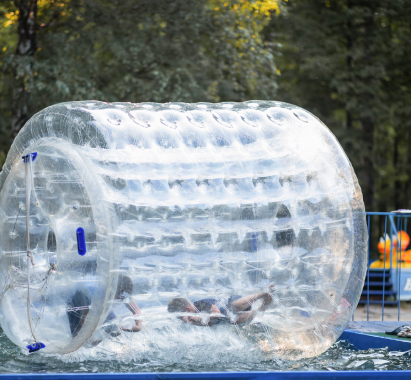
[182,304,222,326]
[121,300,142,332]
[209,304,223,316]
[183,316,204,325]
[231,310,256,324]
[230,284,275,312]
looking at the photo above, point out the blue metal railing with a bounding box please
[354,211,411,322]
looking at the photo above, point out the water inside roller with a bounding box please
[0,327,408,372]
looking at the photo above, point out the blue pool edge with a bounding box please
[339,329,411,351]
[0,371,410,379]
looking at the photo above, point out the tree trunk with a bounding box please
[407,131,411,209]
[12,0,38,137]
[393,133,401,210]
[346,0,353,134]
[361,116,375,211]
[359,9,377,212]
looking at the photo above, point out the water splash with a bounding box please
[0,328,410,373]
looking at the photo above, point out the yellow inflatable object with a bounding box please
[370,231,411,269]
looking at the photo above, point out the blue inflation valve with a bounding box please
[251,233,258,252]
[26,342,45,353]
[76,227,86,256]
[22,152,37,163]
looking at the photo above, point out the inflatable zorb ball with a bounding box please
[0,101,367,358]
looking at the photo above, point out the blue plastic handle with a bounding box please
[76,227,86,256]
[22,152,37,163]
[26,341,45,353]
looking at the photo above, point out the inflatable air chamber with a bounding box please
[0,101,367,358]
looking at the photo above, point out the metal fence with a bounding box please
[354,211,411,321]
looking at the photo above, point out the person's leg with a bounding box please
[67,290,91,337]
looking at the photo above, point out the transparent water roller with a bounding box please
[0,101,367,358]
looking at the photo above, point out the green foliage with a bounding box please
[1,0,278,107]
[0,1,17,166]
[0,0,278,165]
[266,0,411,211]
[2,0,411,214]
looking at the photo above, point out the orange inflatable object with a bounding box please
[400,249,411,262]
[371,231,411,269]
[377,235,392,255]
[393,231,410,250]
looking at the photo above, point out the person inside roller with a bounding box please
[67,275,142,337]
[167,284,275,326]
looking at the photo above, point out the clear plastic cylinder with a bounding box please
[0,101,367,358]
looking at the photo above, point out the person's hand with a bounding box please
[188,316,202,324]
[182,316,204,325]
[119,325,140,332]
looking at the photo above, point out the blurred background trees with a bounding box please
[0,0,410,211]
[266,0,411,211]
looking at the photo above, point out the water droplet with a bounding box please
[9,230,18,240]
[18,202,26,211]
[72,202,80,210]
[127,234,135,243]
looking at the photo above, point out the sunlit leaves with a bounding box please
[0,0,280,166]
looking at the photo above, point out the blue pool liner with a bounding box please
[339,329,411,351]
[0,371,411,379]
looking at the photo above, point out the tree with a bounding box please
[266,0,411,211]
[0,0,279,163]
